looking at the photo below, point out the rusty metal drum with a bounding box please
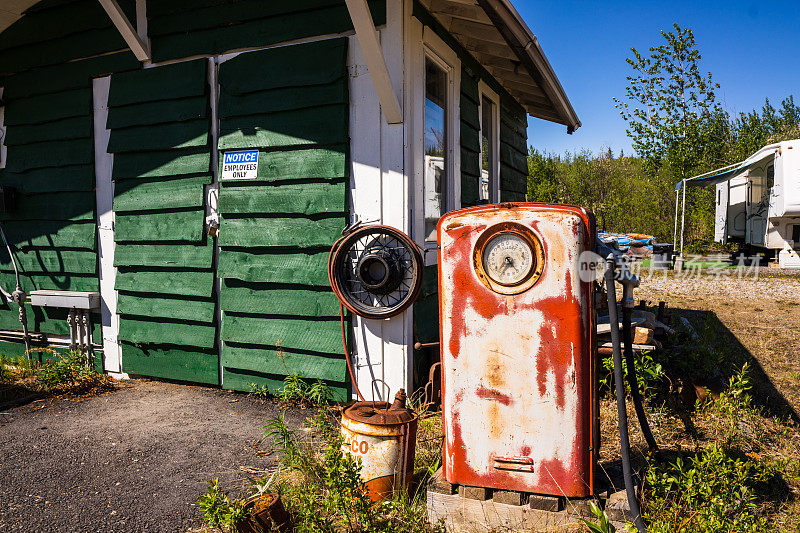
[437,203,597,497]
[340,390,418,501]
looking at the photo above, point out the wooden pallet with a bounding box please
[426,468,628,532]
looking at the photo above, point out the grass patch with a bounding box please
[203,378,444,532]
[0,349,114,401]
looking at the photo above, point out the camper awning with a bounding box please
[676,145,781,190]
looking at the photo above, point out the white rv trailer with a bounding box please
[674,139,800,268]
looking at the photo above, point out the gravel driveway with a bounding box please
[0,379,307,532]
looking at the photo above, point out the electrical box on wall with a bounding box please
[437,203,597,497]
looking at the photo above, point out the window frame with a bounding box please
[477,81,501,204]
[410,25,461,264]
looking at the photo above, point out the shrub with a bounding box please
[643,445,777,532]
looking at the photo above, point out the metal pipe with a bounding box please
[605,257,647,533]
[84,310,94,364]
[679,183,687,258]
[67,309,77,351]
[0,222,30,360]
[672,189,679,248]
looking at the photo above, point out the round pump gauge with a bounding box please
[482,233,533,285]
[474,223,544,294]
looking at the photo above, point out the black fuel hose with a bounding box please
[622,306,659,451]
[605,258,646,532]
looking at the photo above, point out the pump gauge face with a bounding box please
[482,234,533,286]
[474,223,544,294]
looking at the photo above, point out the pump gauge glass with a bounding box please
[482,233,534,286]
[474,222,544,295]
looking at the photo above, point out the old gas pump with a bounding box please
[436,203,650,531]
[437,203,598,497]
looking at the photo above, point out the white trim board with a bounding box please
[92,76,122,374]
[347,0,413,401]
[408,20,462,265]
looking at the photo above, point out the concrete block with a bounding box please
[529,494,563,512]
[493,490,524,506]
[460,485,491,501]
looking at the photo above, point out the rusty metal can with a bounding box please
[340,389,418,501]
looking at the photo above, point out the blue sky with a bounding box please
[517,0,800,157]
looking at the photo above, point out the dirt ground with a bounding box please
[0,379,308,532]
[640,270,800,415]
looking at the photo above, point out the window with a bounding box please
[478,82,500,203]
[423,57,447,241]
[766,164,775,191]
[411,26,460,256]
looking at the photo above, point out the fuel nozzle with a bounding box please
[606,254,639,309]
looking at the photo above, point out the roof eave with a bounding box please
[477,0,580,132]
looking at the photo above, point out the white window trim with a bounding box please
[409,23,461,264]
[478,80,501,204]
[0,87,6,169]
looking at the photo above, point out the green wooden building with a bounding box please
[0,0,579,401]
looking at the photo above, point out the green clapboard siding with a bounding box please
[3,88,91,126]
[108,58,217,385]
[0,272,99,292]
[106,96,208,129]
[108,120,210,153]
[0,1,142,346]
[220,217,344,248]
[221,283,339,317]
[222,315,343,355]
[218,251,330,285]
[119,318,216,348]
[112,149,211,179]
[217,38,349,392]
[4,116,93,146]
[115,269,214,297]
[222,343,345,383]
[117,292,215,323]
[2,220,96,250]
[113,242,213,269]
[114,210,206,242]
[149,0,384,63]
[0,165,95,193]
[220,182,346,215]
[499,101,529,200]
[0,249,97,274]
[218,105,348,150]
[0,192,96,221]
[121,343,219,385]
[240,146,347,182]
[114,176,212,212]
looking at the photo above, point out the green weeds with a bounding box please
[643,445,777,532]
[249,374,333,407]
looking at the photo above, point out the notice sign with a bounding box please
[221,150,259,180]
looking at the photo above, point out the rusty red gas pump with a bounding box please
[436,203,598,497]
[436,202,651,532]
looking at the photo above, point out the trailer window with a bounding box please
[767,164,774,190]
